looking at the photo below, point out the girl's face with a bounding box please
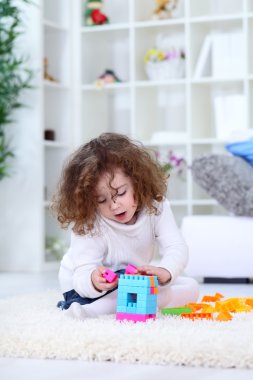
[95,168,138,225]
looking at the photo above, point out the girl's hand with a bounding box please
[137,265,172,285]
[91,266,118,292]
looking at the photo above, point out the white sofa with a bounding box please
[181,215,253,279]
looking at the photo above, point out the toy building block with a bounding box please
[181,312,213,320]
[186,303,207,312]
[215,298,248,313]
[116,274,158,322]
[181,293,253,322]
[201,293,224,302]
[202,295,218,302]
[125,263,138,274]
[116,313,156,322]
[216,311,233,321]
[215,292,224,299]
[161,307,192,316]
[201,304,216,313]
[245,298,253,308]
[102,269,117,283]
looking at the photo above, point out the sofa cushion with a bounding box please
[191,154,253,216]
[226,138,253,166]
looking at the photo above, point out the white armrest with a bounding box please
[181,215,253,278]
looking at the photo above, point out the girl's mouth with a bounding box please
[115,211,126,220]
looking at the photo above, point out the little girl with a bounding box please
[53,133,199,319]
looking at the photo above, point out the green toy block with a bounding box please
[161,306,192,316]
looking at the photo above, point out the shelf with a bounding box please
[170,200,189,206]
[81,23,129,33]
[41,0,72,271]
[82,80,187,90]
[134,19,186,29]
[81,82,131,91]
[190,14,244,24]
[191,138,228,144]
[135,79,186,87]
[43,80,70,90]
[191,77,244,84]
[44,140,70,149]
[43,19,69,32]
[190,199,218,206]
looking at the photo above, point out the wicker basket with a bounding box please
[145,59,185,81]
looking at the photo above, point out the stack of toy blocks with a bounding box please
[116,274,158,322]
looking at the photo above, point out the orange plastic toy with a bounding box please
[182,293,253,322]
[181,312,213,320]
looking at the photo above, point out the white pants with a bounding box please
[67,276,199,318]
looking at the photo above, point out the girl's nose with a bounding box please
[110,196,119,210]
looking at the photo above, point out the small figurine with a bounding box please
[95,69,122,88]
[84,0,109,26]
[153,0,178,20]
[43,57,58,82]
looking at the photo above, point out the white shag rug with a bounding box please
[1,290,253,368]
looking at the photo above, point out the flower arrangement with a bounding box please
[144,47,185,80]
[144,48,185,63]
[155,150,187,179]
[144,33,185,81]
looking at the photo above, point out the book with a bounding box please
[212,31,244,77]
[193,34,212,78]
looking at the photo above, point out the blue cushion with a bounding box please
[226,138,253,165]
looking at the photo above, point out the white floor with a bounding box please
[1,271,253,380]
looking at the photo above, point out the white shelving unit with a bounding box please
[40,0,253,269]
[42,0,73,269]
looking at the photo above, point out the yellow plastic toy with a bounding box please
[161,293,253,322]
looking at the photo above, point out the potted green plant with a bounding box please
[0,0,33,180]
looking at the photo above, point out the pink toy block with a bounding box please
[116,312,156,322]
[102,269,117,283]
[125,264,138,275]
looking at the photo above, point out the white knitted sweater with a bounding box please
[58,199,188,298]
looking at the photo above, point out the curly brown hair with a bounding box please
[52,133,168,235]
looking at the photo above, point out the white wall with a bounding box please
[0,0,43,271]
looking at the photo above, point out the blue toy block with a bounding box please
[137,287,153,294]
[136,304,157,314]
[116,274,158,322]
[136,293,153,301]
[117,293,128,301]
[117,298,127,306]
[126,306,137,313]
[118,275,154,287]
[118,285,140,294]
[116,305,127,313]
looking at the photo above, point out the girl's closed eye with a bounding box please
[118,190,126,197]
[97,198,106,204]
